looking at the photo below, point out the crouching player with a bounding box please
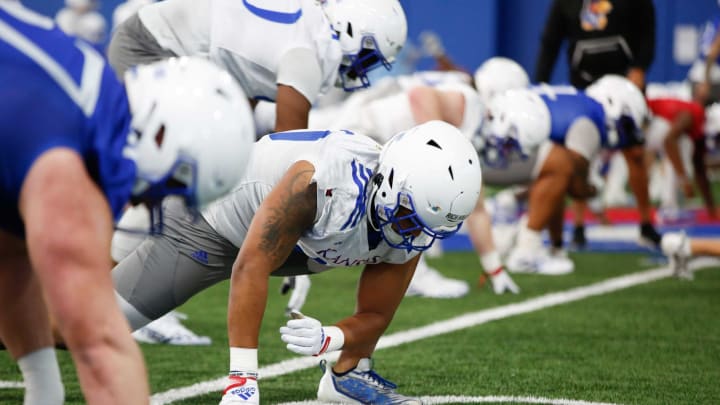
[478,75,653,274]
[110,121,482,404]
[0,1,255,402]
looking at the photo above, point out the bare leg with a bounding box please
[622,145,662,246]
[690,239,720,256]
[0,233,52,358]
[0,230,64,404]
[466,188,519,293]
[622,145,653,223]
[526,146,574,232]
[466,188,497,256]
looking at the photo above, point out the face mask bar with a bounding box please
[479,134,525,169]
[338,36,392,91]
[373,191,461,252]
[125,155,199,235]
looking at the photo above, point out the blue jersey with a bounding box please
[532,85,608,147]
[0,2,136,237]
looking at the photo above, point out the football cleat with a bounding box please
[661,231,693,280]
[405,257,469,298]
[506,247,574,275]
[132,311,211,346]
[219,376,259,405]
[317,358,422,405]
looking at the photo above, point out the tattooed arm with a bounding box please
[228,160,317,348]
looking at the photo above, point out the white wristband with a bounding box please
[318,326,345,355]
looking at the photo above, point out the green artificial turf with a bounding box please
[1,252,718,404]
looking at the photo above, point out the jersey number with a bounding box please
[0,8,104,116]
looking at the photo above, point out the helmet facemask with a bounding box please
[479,122,526,168]
[370,173,460,253]
[337,35,392,91]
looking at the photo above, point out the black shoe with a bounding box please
[571,225,587,250]
[639,223,662,249]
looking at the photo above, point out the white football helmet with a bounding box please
[370,121,482,252]
[321,0,407,91]
[479,88,551,168]
[585,74,649,148]
[473,57,530,105]
[123,57,255,208]
[705,103,720,150]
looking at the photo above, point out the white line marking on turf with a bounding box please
[151,258,719,404]
[276,395,621,405]
[0,381,23,389]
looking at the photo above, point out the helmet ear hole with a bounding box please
[154,125,166,148]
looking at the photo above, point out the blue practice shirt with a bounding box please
[532,85,609,148]
[0,2,136,237]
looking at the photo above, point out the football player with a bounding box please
[110,121,482,404]
[0,2,255,403]
[108,0,407,133]
[256,57,528,299]
[645,97,717,219]
[479,75,655,274]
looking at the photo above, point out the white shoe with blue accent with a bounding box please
[317,358,422,404]
[132,311,212,346]
[506,247,574,275]
[661,231,692,280]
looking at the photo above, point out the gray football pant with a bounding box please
[112,199,314,327]
[107,13,177,79]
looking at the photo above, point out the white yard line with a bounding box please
[0,381,23,389]
[151,257,720,404]
[277,395,622,405]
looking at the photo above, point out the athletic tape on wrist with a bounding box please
[315,326,344,356]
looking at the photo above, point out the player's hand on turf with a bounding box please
[487,267,520,294]
[279,311,328,356]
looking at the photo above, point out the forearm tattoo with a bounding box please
[259,169,317,263]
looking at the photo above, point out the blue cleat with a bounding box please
[317,358,422,404]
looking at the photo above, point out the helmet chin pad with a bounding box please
[373,191,459,252]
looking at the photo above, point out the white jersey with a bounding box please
[139,0,341,103]
[309,71,482,143]
[202,130,419,272]
[112,0,153,30]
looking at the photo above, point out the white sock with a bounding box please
[228,347,258,381]
[18,347,64,405]
[480,251,502,273]
[516,226,543,251]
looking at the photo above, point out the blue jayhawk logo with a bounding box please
[580,0,613,31]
